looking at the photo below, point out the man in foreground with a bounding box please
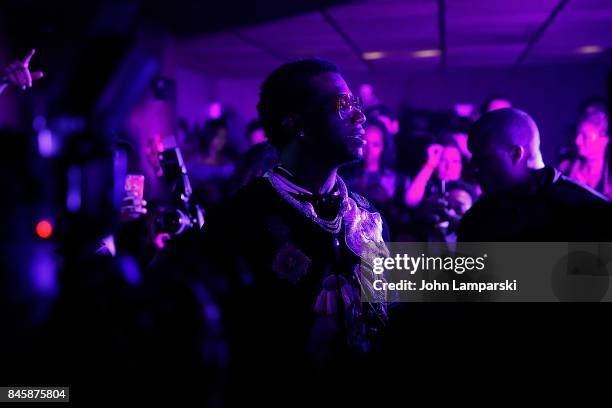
[205,58,390,399]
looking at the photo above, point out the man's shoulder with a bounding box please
[549,174,610,204]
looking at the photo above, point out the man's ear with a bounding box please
[509,145,524,165]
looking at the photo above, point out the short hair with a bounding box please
[257,58,340,148]
[469,108,542,166]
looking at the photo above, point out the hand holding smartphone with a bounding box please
[121,174,147,221]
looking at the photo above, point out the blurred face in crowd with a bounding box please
[210,127,228,155]
[144,133,164,176]
[487,98,512,112]
[364,125,384,168]
[359,83,377,107]
[302,72,367,164]
[575,120,609,160]
[437,146,462,181]
[249,128,267,146]
[448,188,473,216]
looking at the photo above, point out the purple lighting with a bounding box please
[29,244,58,296]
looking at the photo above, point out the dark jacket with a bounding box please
[203,173,389,396]
[458,166,611,242]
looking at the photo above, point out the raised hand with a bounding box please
[2,49,44,91]
[425,143,444,169]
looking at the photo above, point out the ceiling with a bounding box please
[175,0,612,78]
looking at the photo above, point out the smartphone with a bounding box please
[125,174,145,201]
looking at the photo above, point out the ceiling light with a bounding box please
[577,45,603,54]
[362,51,386,60]
[412,49,441,58]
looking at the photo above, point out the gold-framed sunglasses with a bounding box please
[335,93,364,120]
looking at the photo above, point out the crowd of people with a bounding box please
[159,78,610,246]
[2,51,612,405]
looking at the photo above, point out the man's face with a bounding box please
[303,72,366,164]
[469,138,516,194]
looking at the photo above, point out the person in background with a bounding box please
[196,119,234,169]
[341,118,406,238]
[245,119,267,146]
[358,83,379,109]
[559,110,611,199]
[404,137,466,208]
[343,118,398,206]
[229,141,279,194]
[559,97,608,166]
[442,117,481,189]
[579,96,607,117]
[404,136,478,241]
[428,180,477,242]
[0,49,43,95]
[366,104,400,136]
[175,118,191,151]
[459,108,611,242]
[187,118,236,204]
[446,181,475,218]
[481,94,512,115]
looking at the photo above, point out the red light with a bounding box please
[36,220,53,239]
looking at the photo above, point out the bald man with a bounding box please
[459,108,611,241]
